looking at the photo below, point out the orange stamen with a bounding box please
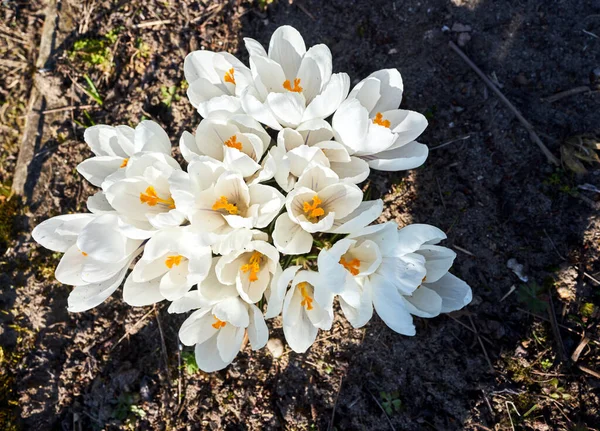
[165,255,183,269]
[212,196,238,215]
[224,135,242,151]
[339,257,360,276]
[283,78,303,93]
[373,112,391,128]
[240,251,262,282]
[224,68,235,85]
[298,282,314,310]
[81,251,88,257]
[212,316,227,329]
[303,195,325,221]
[140,186,175,209]
[120,158,129,168]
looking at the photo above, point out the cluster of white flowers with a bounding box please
[33,26,472,372]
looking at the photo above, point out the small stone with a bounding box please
[452,23,472,33]
[266,338,284,358]
[441,25,450,33]
[457,32,472,47]
[388,48,398,55]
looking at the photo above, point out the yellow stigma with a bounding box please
[240,251,262,282]
[224,68,235,85]
[303,195,325,221]
[140,186,175,209]
[373,112,391,128]
[224,135,242,151]
[120,158,129,168]
[81,251,88,257]
[165,255,183,269]
[339,257,360,276]
[283,78,303,93]
[212,316,227,329]
[298,282,314,310]
[212,196,238,215]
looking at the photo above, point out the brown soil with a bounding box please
[2,0,600,430]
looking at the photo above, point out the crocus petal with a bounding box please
[366,141,429,171]
[303,73,350,123]
[123,274,164,306]
[368,68,404,113]
[402,286,442,318]
[217,324,245,363]
[268,25,306,80]
[265,265,301,318]
[32,214,95,252]
[328,199,383,234]
[395,223,447,255]
[247,303,269,350]
[370,275,416,335]
[424,273,472,313]
[416,244,456,284]
[67,261,132,312]
[77,156,125,187]
[134,120,171,153]
[213,297,250,328]
[272,213,313,255]
[195,335,230,372]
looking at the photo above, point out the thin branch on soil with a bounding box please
[366,388,396,431]
[111,308,154,352]
[469,316,495,374]
[541,86,591,103]
[435,177,446,209]
[547,295,567,362]
[448,41,560,166]
[446,314,494,346]
[542,229,566,261]
[499,285,517,302]
[177,342,183,409]
[42,104,94,114]
[578,364,600,379]
[452,244,474,256]
[135,19,172,29]
[328,375,344,431]
[582,29,600,39]
[571,335,589,362]
[295,2,316,21]
[154,305,172,389]
[430,134,471,151]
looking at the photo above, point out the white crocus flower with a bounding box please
[184,50,254,117]
[179,113,271,179]
[122,227,213,306]
[319,222,428,335]
[277,269,334,353]
[178,296,268,372]
[272,164,363,255]
[259,121,369,192]
[77,121,172,188]
[393,224,472,317]
[104,152,187,239]
[170,157,284,238]
[216,240,280,304]
[241,26,350,130]
[332,69,429,171]
[33,213,143,312]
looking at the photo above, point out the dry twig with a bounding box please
[448,41,560,165]
[542,86,591,103]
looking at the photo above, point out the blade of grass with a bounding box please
[83,74,103,106]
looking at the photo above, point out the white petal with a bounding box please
[366,141,429,171]
[318,182,363,219]
[328,200,383,234]
[272,213,313,255]
[244,37,268,57]
[160,260,193,301]
[395,223,447,255]
[248,184,285,228]
[123,273,164,306]
[268,25,306,79]
[195,334,229,372]
[213,297,250,328]
[403,286,442,318]
[87,191,114,214]
[247,303,269,350]
[424,273,472,313]
[332,98,369,152]
[217,323,245,363]
[330,157,370,184]
[370,275,416,335]
[303,73,350,122]
[266,92,305,128]
[417,244,456,284]
[134,120,171,153]
[368,69,404,113]
[32,214,94,252]
[77,156,124,187]
[179,308,216,346]
[387,110,428,148]
[67,263,130,312]
[265,265,301,318]
[241,91,283,130]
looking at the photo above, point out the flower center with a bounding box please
[212,196,238,215]
[283,78,303,93]
[339,257,360,276]
[140,186,175,209]
[224,68,235,85]
[303,195,325,221]
[224,135,242,151]
[298,282,314,310]
[212,316,227,329]
[240,251,262,282]
[120,158,129,168]
[165,254,183,269]
[372,112,391,128]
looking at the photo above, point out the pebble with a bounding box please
[266,338,284,358]
[452,23,472,33]
[457,32,472,47]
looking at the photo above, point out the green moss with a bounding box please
[580,302,595,318]
[0,184,22,247]
[69,28,121,73]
